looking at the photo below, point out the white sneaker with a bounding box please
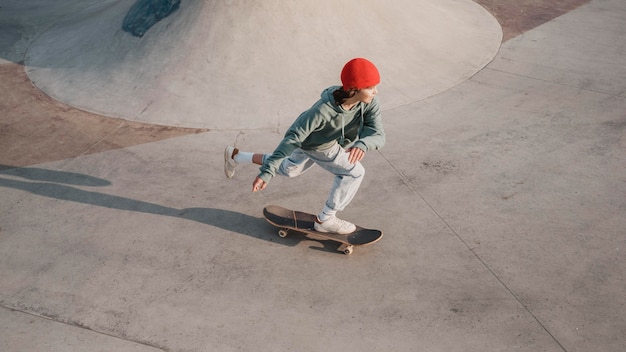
[224,146,238,179]
[314,216,356,235]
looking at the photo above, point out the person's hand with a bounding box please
[252,176,267,192]
[347,147,365,164]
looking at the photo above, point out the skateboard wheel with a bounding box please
[343,246,354,255]
[278,229,289,238]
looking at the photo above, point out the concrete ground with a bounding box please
[1,0,624,351]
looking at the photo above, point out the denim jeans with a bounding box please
[264,143,365,211]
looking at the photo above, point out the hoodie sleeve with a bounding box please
[257,109,323,183]
[353,96,385,152]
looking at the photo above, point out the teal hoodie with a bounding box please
[258,86,385,183]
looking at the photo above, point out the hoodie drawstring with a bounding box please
[340,114,345,145]
[358,105,364,138]
[339,105,364,146]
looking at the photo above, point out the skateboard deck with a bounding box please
[263,205,383,255]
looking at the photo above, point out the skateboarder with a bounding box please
[224,58,385,235]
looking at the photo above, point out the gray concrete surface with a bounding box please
[21,0,501,129]
[1,0,625,351]
[1,308,162,352]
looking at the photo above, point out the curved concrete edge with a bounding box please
[24,0,502,129]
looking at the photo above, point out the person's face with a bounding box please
[356,86,378,104]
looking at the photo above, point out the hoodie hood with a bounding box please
[320,86,343,113]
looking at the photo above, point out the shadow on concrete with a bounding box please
[0,166,112,186]
[0,166,304,248]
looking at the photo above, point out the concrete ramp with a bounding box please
[25,0,501,129]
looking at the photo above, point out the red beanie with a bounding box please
[340,58,380,90]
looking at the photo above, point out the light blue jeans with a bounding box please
[264,143,365,212]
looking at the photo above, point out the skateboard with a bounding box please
[263,205,383,255]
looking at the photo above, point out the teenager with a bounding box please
[224,58,385,234]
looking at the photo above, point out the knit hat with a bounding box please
[340,58,380,90]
